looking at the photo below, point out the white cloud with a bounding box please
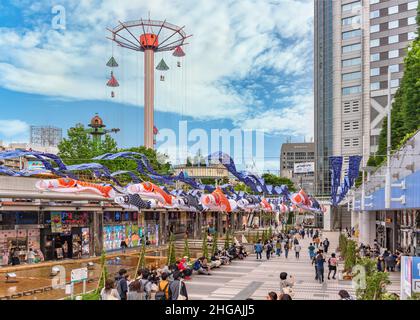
[0,0,314,131]
[0,120,30,142]
[237,92,314,139]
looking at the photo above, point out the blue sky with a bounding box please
[0,0,314,173]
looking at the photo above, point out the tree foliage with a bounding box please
[373,6,420,165]
[262,173,296,192]
[183,236,191,260]
[211,232,219,255]
[202,231,209,260]
[58,124,117,165]
[58,124,171,182]
[167,233,177,266]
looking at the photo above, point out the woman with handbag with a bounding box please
[169,271,188,300]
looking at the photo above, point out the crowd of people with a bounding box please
[100,243,248,300]
[358,239,402,272]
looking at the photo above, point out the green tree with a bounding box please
[96,250,108,294]
[375,5,420,164]
[344,239,357,272]
[233,182,253,193]
[202,231,209,260]
[58,124,118,165]
[167,233,176,265]
[211,232,219,255]
[262,173,296,192]
[182,236,191,260]
[224,230,230,250]
[134,237,147,278]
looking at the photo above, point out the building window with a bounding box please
[370,68,380,76]
[370,0,379,4]
[352,121,360,130]
[342,57,361,67]
[343,102,351,114]
[352,138,360,147]
[388,20,399,29]
[342,16,361,26]
[408,1,418,10]
[388,6,398,15]
[408,32,416,40]
[408,16,416,25]
[352,100,360,112]
[342,43,361,54]
[342,71,361,81]
[371,82,380,90]
[342,85,362,95]
[344,138,351,147]
[370,10,380,19]
[343,122,351,131]
[388,35,399,44]
[390,79,399,87]
[371,53,380,61]
[389,64,399,73]
[342,1,361,13]
[342,29,362,40]
[370,24,380,33]
[370,39,380,47]
[389,50,399,58]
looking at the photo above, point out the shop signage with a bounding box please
[51,212,63,233]
[401,256,413,298]
[61,212,88,226]
[293,162,314,174]
[412,257,420,293]
[71,267,88,283]
[27,160,45,171]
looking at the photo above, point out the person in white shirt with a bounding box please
[100,279,121,300]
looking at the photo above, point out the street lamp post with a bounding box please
[385,69,392,209]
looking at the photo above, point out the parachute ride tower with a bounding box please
[107,18,191,149]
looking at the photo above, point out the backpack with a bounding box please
[116,278,126,299]
[193,260,201,271]
[155,281,169,300]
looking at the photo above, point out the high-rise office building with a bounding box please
[280,143,315,194]
[314,0,418,196]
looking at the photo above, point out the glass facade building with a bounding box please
[314,0,334,196]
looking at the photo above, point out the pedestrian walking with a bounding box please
[327,253,337,280]
[168,271,188,300]
[265,241,273,260]
[313,251,326,283]
[26,248,36,264]
[254,241,263,260]
[308,243,316,260]
[284,241,289,259]
[120,239,128,254]
[323,238,330,253]
[115,269,129,300]
[275,240,282,257]
[294,242,301,259]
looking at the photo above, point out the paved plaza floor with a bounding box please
[187,231,401,300]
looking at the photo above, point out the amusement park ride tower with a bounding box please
[107,18,191,149]
[87,113,120,145]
